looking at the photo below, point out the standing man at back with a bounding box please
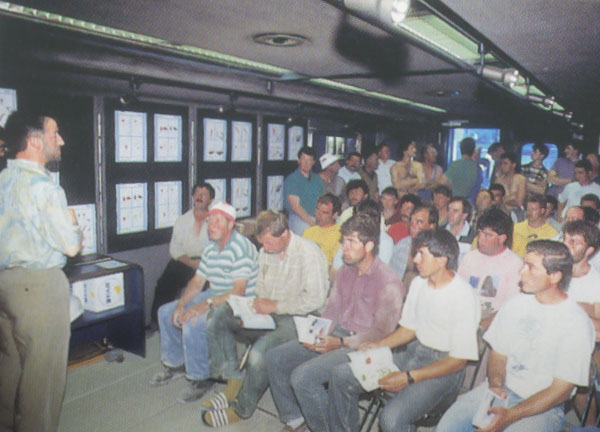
[337,152,362,184]
[0,111,83,432]
[284,146,323,235]
[375,142,395,194]
[445,137,479,198]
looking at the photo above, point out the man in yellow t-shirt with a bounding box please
[512,194,558,257]
[303,193,342,266]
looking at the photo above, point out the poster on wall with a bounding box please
[287,125,304,161]
[154,181,182,229]
[231,121,252,162]
[205,178,226,203]
[267,175,284,211]
[116,182,148,234]
[203,118,227,162]
[267,123,285,161]
[115,111,147,162]
[154,114,182,162]
[231,177,251,217]
[0,88,17,127]
[69,203,97,255]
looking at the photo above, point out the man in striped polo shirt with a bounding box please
[150,202,259,404]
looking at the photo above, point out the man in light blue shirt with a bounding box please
[0,111,82,432]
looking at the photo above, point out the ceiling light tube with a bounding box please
[527,93,555,108]
[344,0,410,28]
[478,65,520,88]
[552,110,573,121]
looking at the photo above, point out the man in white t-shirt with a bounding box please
[437,240,594,432]
[375,142,396,193]
[562,219,600,425]
[559,159,600,220]
[328,229,481,432]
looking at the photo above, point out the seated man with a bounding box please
[558,159,600,222]
[302,193,342,266]
[512,194,558,257]
[338,179,369,226]
[386,192,420,244]
[445,196,475,261]
[433,184,452,227]
[149,182,214,327]
[150,202,259,404]
[266,213,406,432]
[581,192,600,211]
[495,152,527,215]
[328,229,481,432]
[459,208,522,330]
[202,210,329,427]
[437,240,595,432]
[389,203,438,288]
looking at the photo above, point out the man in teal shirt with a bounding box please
[445,137,479,198]
[284,146,324,235]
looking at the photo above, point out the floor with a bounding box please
[58,332,583,432]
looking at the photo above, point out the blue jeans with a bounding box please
[267,340,351,432]
[436,381,565,432]
[328,339,464,432]
[206,304,297,418]
[157,290,214,380]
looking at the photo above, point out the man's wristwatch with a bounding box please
[406,370,415,386]
[206,298,214,309]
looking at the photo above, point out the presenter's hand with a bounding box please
[172,304,185,328]
[378,371,408,393]
[478,406,511,432]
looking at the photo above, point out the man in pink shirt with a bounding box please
[458,208,522,330]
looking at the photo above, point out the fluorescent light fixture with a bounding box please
[390,0,411,25]
[552,110,573,121]
[344,0,411,27]
[0,1,445,113]
[527,93,554,108]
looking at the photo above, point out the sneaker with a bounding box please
[177,379,215,403]
[149,365,185,387]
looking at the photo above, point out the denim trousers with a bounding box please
[267,339,352,432]
[157,290,214,380]
[328,339,464,432]
[435,381,565,432]
[206,304,296,418]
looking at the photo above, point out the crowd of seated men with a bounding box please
[147,141,600,432]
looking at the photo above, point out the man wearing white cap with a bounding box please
[150,202,259,404]
[319,153,347,209]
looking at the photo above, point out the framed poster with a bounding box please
[203,118,227,162]
[115,111,147,162]
[287,125,304,161]
[154,114,182,162]
[0,88,17,127]
[116,182,148,234]
[154,181,182,229]
[231,121,252,162]
[231,177,251,217]
[205,178,227,203]
[267,123,285,161]
[267,175,284,211]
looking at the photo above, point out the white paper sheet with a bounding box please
[203,118,227,162]
[206,178,226,203]
[267,123,285,160]
[154,181,182,229]
[0,88,17,127]
[231,177,251,217]
[69,204,97,255]
[154,114,182,162]
[267,175,284,211]
[231,121,252,162]
[116,182,148,234]
[115,111,147,162]
[287,125,304,161]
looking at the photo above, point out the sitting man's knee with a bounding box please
[379,406,401,432]
[247,348,263,369]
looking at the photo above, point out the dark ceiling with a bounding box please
[1,0,599,126]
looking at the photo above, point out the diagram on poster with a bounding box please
[287,125,304,161]
[203,118,227,162]
[231,178,251,217]
[0,88,17,127]
[267,123,284,161]
[154,114,182,162]
[206,178,226,203]
[116,182,148,234]
[155,181,182,229]
[267,176,284,211]
[69,204,97,255]
[231,121,252,162]
[115,111,147,162]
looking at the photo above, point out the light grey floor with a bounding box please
[58,333,582,432]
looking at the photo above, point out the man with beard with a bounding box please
[266,213,405,432]
[0,112,82,432]
[150,202,258,404]
[149,182,215,329]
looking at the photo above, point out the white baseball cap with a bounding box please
[319,153,341,170]
[209,201,237,222]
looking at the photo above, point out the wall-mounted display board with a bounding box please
[197,110,256,216]
[105,100,189,252]
[0,87,17,127]
[262,116,308,212]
